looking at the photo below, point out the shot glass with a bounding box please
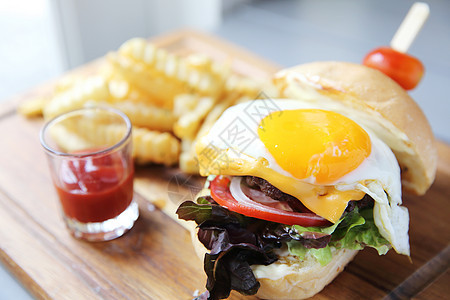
[40,107,139,241]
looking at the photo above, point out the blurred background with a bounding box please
[0,0,449,298]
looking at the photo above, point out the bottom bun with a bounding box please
[252,247,358,300]
[190,227,358,300]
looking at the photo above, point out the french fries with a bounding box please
[18,37,277,169]
[132,127,180,166]
[93,100,176,132]
[43,76,110,120]
[17,97,49,117]
[173,95,215,140]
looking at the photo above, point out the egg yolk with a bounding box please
[258,109,371,184]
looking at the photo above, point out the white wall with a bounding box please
[0,0,64,100]
[50,0,223,69]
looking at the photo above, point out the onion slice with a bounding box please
[239,180,281,205]
[228,177,328,226]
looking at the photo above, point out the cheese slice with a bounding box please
[196,144,364,223]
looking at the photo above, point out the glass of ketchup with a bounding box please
[40,107,138,241]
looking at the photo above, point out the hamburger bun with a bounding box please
[186,62,437,300]
[273,61,437,195]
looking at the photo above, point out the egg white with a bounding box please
[201,99,409,255]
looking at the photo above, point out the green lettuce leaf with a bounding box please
[332,208,390,255]
[286,240,308,260]
[310,246,332,266]
[287,241,333,266]
[287,207,390,264]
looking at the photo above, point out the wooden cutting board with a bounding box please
[0,30,449,300]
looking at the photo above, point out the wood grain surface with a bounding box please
[0,30,448,300]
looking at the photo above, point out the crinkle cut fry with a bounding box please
[179,139,198,174]
[43,76,110,120]
[91,100,176,132]
[83,123,180,166]
[132,126,180,166]
[178,93,248,174]
[107,53,185,109]
[112,38,228,107]
[173,95,216,140]
[17,97,49,117]
[119,38,228,93]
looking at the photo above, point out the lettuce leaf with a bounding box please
[331,208,390,255]
[310,246,333,266]
[286,207,390,264]
[287,241,334,266]
[287,240,308,260]
[176,199,247,226]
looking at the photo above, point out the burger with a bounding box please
[176,62,437,300]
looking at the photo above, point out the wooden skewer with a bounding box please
[390,2,430,53]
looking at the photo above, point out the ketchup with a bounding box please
[54,150,134,223]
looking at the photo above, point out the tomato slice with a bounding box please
[210,176,330,227]
[363,47,424,90]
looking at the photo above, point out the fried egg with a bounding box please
[196,99,409,255]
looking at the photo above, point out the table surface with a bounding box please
[0,30,449,300]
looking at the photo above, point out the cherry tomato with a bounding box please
[210,176,330,227]
[363,47,424,90]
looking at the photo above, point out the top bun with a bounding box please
[273,61,437,195]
